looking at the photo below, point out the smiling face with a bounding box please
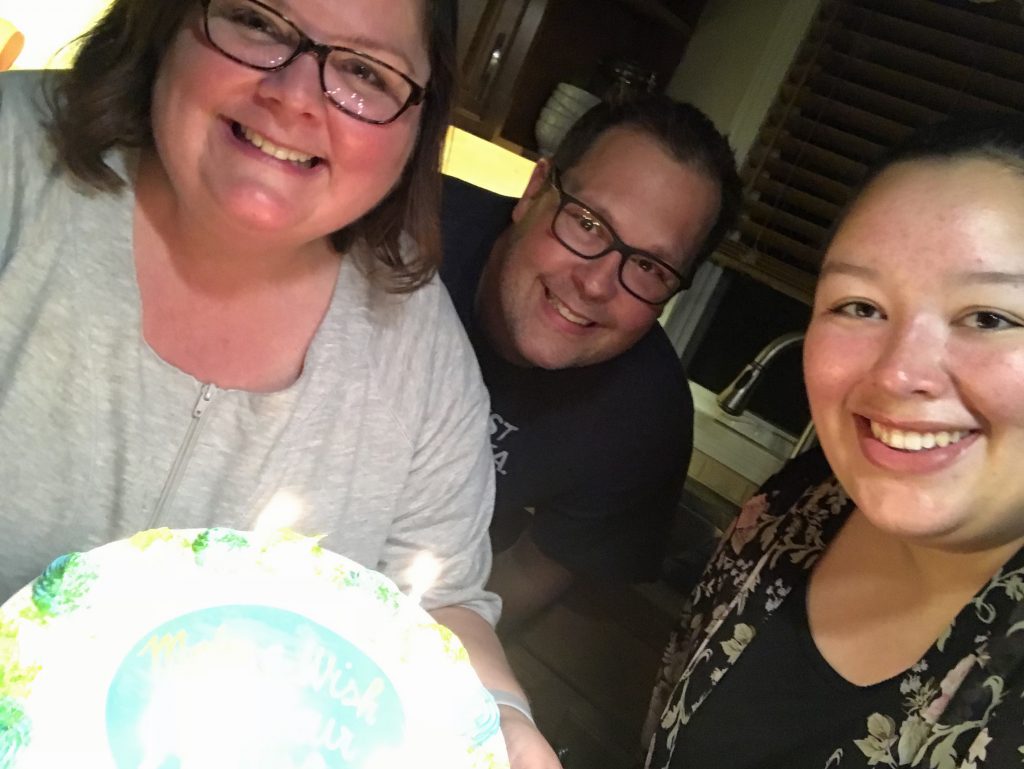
[148,0,429,248]
[804,157,1024,552]
[477,127,721,369]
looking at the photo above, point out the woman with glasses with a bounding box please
[643,113,1024,768]
[0,1,558,765]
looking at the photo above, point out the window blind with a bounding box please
[716,0,1024,304]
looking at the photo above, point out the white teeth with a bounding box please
[869,421,968,452]
[240,125,315,165]
[548,293,592,326]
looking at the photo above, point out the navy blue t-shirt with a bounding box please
[440,175,693,581]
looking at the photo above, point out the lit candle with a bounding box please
[405,552,441,607]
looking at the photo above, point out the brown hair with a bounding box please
[47,0,457,293]
[552,95,741,274]
[827,111,1024,245]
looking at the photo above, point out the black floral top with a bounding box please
[644,450,1024,769]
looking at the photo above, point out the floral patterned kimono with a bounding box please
[644,450,1024,769]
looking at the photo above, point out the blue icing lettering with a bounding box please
[470,692,502,746]
[106,606,404,769]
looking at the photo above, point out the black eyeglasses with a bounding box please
[201,0,426,125]
[548,168,689,305]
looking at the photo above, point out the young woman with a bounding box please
[0,1,558,764]
[644,113,1024,768]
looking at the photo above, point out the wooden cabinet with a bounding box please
[454,0,708,155]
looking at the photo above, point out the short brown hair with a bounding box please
[47,0,457,293]
[552,96,741,272]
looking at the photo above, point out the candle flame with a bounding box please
[254,490,306,534]
[406,552,441,606]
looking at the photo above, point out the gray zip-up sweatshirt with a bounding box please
[0,71,499,623]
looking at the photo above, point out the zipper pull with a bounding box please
[193,383,217,418]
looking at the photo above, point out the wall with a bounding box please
[5,0,112,69]
[661,0,822,503]
[666,0,821,164]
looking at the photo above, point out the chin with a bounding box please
[856,486,967,544]
[521,352,569,370]
[517,344,574,370]
[207,175,330,231]
[219,197,314,237]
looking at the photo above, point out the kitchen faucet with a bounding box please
[717,331,805,416]
[716,331,817,458]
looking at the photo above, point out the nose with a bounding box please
[571,252,621,302]
[870,317,949,398]
[254,52,324,120]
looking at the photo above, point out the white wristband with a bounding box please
[488,688,535,725]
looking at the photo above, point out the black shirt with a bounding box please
[440,175,693,581]
[670,572,904,769]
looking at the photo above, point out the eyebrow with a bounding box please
[271,0,421,76]
[821,261,1024,287]
[335,33,420,76]
[817,260,879,280]
[955,271,1024,287]
[566,187,680,264]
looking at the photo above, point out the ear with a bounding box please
[511,158,552,224]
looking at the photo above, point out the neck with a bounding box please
[850,509,1024,597]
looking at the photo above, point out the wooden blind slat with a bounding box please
[854,0,1024,54]
[767,137,867,185]
[828,28,1024,109]
[746,199,831,244]
[837,4,1024,82]
[753,157,854,207]
[800,68,946,128]
[785,112,888,164]
[744,145,858,205]
[784,86,912,148]
[737,222,824,270]
[813,50,1009,115]
[753,177,843,223]
[714,240,818,305]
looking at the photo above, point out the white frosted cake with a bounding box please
[0,528,508,769]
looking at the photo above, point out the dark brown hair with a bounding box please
[552,95,741,273]
[828,111,1024,243]
[47,0,457,293]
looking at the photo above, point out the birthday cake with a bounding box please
[0,528,509,769]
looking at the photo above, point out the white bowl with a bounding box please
[535,113,572,155]
[538,105,576,130]
[554,83,601,111]
[540,96,580,123]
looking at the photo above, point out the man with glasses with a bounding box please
[441,97,741,630]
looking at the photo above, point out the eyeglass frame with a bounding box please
[547,167,691,305]
[200,0,427,125]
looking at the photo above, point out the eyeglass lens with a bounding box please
[553,201,683,303]
[205,0,416,123]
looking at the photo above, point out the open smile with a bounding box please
[230,121,323,169]
[544,287,595,328]
[855,416,981,474]
[868,419,976,452]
